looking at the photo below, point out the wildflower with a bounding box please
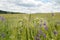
[35,36,40,40]
[1,33,6,38]
[44,26,48,30]
[0,16,5,21]
[34,30,43,40]
[39,30,43,35]
[52,13,54,16]
[43,33,46,38]
[53,30,58,35]
[43,21,46,26]
[36,34,40,37]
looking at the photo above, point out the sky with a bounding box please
[0,0,60,13]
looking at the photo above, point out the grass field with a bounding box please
[0,13,60,40]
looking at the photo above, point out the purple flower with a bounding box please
[39,30,43,35]
[34,30,43,40]
[1,33,6,38]
[52,13,54,16]
[0,16,5,21]
[34,36,40,40]
[36,34,40,37]
[43,33,46,38]
[44,26,48,30]
[43,22,46,26]
[53,30,58,35]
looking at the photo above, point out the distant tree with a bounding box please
[0,10,7,14]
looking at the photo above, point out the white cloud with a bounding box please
[0,0,60,13]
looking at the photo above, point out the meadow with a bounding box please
[0,13,60,40]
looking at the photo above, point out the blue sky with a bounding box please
[0,0,60,13]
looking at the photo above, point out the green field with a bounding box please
[0,13,60,40]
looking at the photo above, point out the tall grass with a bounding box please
[0,13,60,40]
